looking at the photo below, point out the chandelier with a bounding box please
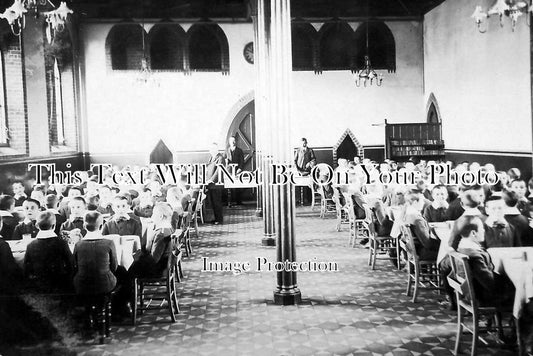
[0,0,72,38]
[472,0,532,32]
[354,21,383,87]
[135,4,158,87]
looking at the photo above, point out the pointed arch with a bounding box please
[332,129,364,163]
[426,93,442,123]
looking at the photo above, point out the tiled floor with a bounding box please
[74,205,518,356]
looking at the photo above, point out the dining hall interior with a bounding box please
[0,0,533,355]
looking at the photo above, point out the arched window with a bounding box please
[354,22,396,72]
[291,22,317,71]
[106,24,145,70]
[0,50,7,146]
[149,24,186,70]
[187,22,229,72]
[426,93,441,123]
[317,21,354,70]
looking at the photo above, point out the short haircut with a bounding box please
[301,138,307,142]
[33,185,45,192]
[511,179,526,187]
[12,181,23,187]
[114,194,129,202]
[68,186,83,195]
[37,211,56,230]
[69,196,87,206]
[458,216,483,237]
[0,195,15,210]
[84,211,103,232]
[45,194,58,209]
[23,198,41,208]
[502,190,518,208]
[462,191,482,209]
[152,202,173,222]
[431,184,447,193]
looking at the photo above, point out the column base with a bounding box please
[255,208,263,217]
[261,236,276,246]
[274,288,302,305]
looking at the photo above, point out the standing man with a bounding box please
[206,143,225,225]
[294,138,316,205]
[226,136,245,207]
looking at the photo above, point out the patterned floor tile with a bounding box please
[74,205,519,356]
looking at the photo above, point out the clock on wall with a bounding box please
[243,42,254,64]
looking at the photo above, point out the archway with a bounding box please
[225,100,256,202]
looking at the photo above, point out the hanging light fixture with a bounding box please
[472,0,531,32]
[0,0,72,37]
[354,21,383,87]
[135,1,158,87]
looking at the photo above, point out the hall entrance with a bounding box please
[225,100,256,203]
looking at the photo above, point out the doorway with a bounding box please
[225,100,256,202]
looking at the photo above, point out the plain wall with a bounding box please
[424,0,532,155]
[82,20,425,163]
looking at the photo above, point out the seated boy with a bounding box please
[60,196,88,243]
[423,185,448,223]
[102,195,142,242]
[58,186,83,220]
[12,182,27,207]
[24,211,73,292]
[0,217,23,294]
[510,179,531,216]
[0,195,18,240]
[45,194,65,236]
[503,190,533,246]
[484,195,521,248]
[11,198,41,240]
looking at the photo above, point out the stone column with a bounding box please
[268,0,301,305]
[254,0,275,245]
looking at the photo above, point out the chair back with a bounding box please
[195,189,205,213]
[165,233,182,279]
[447,251,477,309]
[400,225,419,263]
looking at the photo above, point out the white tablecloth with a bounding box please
[431,226,451,265]
[488,247,533,318]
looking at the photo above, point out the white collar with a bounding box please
[0,210,13,217]
[70,215,84,223]
[504,207,521,215]
[14,193,27,199]
[83,231,103,240]
[36,230,56,239]
[458,238,484,251]
[113,213,130,221]
[463,208,482,217]
[23,218,34,225]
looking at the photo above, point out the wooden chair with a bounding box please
[311,183,321,211]
[368,213,400,270]
[401,225,443,302]
[194,188,206,225]
[318,185,337,219]
[131,234,181,325]
[83,293,113,344]
[344,196,373,247]
[447,252,513,356]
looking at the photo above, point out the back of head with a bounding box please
[84,211,103,232]
[458,216,483,238]
[0,194,15,211]
[37,211,56,231]
[45,194,58,209]
[502,190,518,208]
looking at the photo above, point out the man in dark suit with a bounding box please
[206,143,225,225]
[226,136,245,207]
